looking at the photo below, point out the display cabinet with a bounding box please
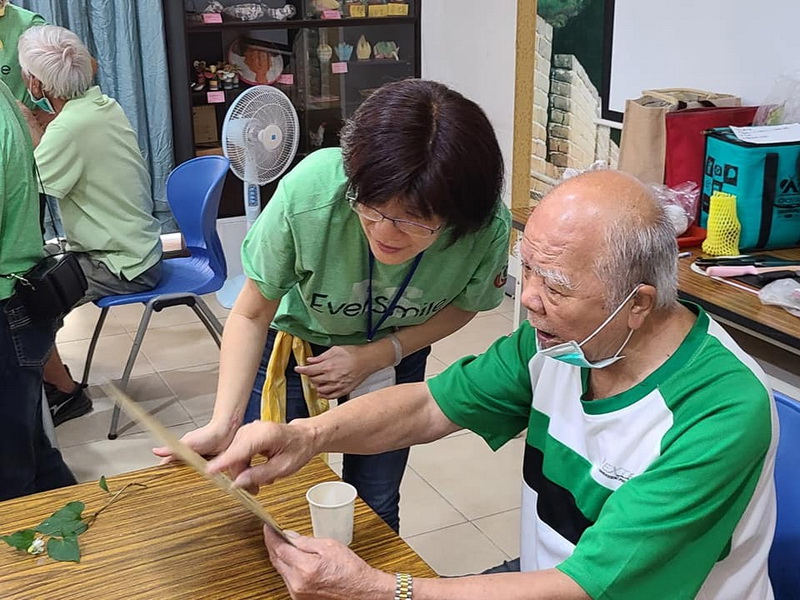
[162,0,421,217]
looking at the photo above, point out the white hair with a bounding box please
[18,25,93,100]
[594,195,679,311]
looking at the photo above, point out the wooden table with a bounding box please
[0,459,436,599]
[677,247,800,356]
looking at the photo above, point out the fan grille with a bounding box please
[222,86,299,184]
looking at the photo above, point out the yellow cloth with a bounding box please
[261,330,330,422]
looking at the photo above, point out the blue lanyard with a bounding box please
[366,250,423,341]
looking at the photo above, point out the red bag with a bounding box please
[664,105,758,189]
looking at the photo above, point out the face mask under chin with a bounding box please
[535,285,642,369]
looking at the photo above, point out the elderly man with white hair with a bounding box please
[19,25,163,426]
[203,170,778,600]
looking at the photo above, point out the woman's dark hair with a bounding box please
[340,79,504,241]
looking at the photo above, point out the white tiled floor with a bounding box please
[51,293,800,576]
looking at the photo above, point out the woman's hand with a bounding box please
[263,527,395,600]
[294,345,379,398]
[152,420,237,465]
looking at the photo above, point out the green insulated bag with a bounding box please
[700,127,800,250]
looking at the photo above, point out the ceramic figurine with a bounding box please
[312,0,341,12]
[205,64,219,91]
[373,41,399,60]
[317,42,333,63]
[202,0,224,14]
[192,60,208,92]
[218,63,238,89]
[334,42,354,61]
[356,35,371,60]
[310,122,327,148]
[220,3,297,21]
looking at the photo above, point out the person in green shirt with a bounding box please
[0,1,45,108]
[18,25,163,426]
[0,79,76,500]
[155,79,511,533]
[203,171,776,600]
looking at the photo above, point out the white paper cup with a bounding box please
[306,481,357,546]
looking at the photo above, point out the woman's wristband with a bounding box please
[386,333,403,368]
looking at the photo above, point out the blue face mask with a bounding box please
[535,285,642,369]
[27,87,56,114]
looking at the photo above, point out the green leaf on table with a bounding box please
[0,529,37,551]
[46,535,81,563]
[37,502,87,537]
[99,476,109,493]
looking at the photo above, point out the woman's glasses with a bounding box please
[346,190,442,238]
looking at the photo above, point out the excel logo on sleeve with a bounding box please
[0,65,11,76]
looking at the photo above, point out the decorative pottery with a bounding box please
[334,42,354,61]
[317,43,333,63]
[312,0,341,12]
[373,41,399,60]
[356,35,371,60]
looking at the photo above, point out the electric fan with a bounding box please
[216,85,299,307]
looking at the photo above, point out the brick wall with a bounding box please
[549,54,600,170]
[529,17,620,205]
[530,16,555,202]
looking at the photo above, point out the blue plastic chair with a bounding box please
[770,391,800,599]
[79,156,230,439]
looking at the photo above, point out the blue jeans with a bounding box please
[0,296,76,501]
[244,329,431,533]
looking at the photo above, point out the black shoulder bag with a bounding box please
[1,164,87,319]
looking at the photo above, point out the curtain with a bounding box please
[18,0,177,231]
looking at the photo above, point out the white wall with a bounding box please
[609,0,800,114]
[422,2,518,206]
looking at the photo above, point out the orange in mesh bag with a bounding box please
[702,191,741,256]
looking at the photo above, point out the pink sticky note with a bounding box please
[331,62,348,74]
[322,9,342,19]
[207,91,225,103]
[202,13,223,23]
[277,73,294,85]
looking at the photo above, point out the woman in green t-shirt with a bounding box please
[157,80,511,533]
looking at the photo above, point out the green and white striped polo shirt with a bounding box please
[430,303,777,599]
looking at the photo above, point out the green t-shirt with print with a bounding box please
[242,147,511,347]
[0,4,46,108]
[0,79,41,300]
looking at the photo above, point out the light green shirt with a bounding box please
[0,3,46,108]
[242,148,511,347]
[35,86,161,279]
[0,79,41,300]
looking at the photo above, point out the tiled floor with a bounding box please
[51,293,800,577]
